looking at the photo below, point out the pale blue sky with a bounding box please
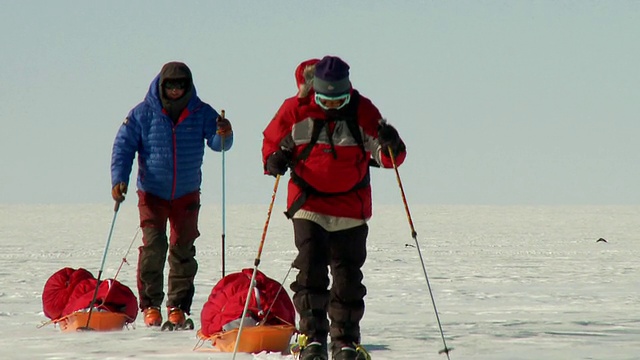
[1,1,638,205]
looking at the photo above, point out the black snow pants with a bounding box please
[290,219,368,345]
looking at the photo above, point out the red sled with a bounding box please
[196,269,297,353]
[42,267,137,331]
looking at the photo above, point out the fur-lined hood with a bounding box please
[295,58,320,98]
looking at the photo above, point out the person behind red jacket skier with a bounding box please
[111,61,233,328]
[261,56,406,360]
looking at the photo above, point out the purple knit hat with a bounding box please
[313,56,351,96]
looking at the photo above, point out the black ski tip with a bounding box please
[160,319,194,331]
[438,346,453,355]
[160,321,175,331]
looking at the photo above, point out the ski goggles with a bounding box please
[314,92,351,110]
[163,80,188,90]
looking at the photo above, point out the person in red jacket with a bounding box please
[262,56,406,360]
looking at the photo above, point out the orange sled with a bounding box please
[197,324,296,353]
[57,310,131,332]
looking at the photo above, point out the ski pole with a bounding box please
[388,147,453,359]
[79,201,121,331]
[219,109,227,278]
[231,175,281,360]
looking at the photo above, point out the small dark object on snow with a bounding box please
[161,318,194,331]
[596,238,608,243]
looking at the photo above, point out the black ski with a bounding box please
[160,318,194,331]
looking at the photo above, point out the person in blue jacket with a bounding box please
[110,61,233,327]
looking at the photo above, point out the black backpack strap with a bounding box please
[344,117,366,158]
[342,92,365,158]
[294,119,325,163]
[284,186,308,219]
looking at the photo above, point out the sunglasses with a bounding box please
[314,92,351,110]
[164,80,187,90]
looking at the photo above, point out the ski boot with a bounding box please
[331,341,371,360]
[160,307,194,331]
[292,334,328,360]
[143,306,162,327]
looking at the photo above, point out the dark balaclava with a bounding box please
[159,62,194,123]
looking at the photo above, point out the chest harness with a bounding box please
[284,91,373,219]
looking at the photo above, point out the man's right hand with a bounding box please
[111,182,128,203]
[265,149,292,177]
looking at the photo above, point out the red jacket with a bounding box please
[262,90,406,219]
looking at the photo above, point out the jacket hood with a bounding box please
[144,74,199,117]
[159,62,193,87]
[153,62,195,122]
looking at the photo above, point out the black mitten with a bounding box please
[266,149,292,176]
[378,122,405,156]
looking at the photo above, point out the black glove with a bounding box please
[378,122,405,156]
[265,149,292,176]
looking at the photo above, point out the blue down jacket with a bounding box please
[111,74,233,200]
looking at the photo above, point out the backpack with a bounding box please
[284,91,374,218]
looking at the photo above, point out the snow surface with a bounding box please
[1,204,638,360]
